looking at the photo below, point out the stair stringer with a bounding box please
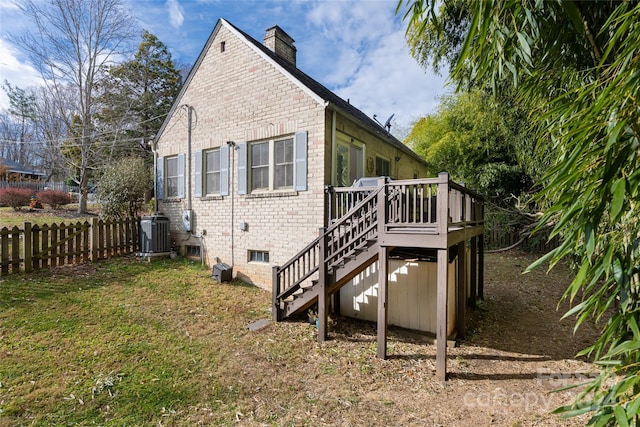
[282,241,380,318]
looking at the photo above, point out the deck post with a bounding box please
[437,172,449,235]
[318,227,328,343]
[478,234,485,300]
[470,236,477,309]
[272,266,281,322]
[436,247,449,382]
[456,241,466,340]
[377,245,389,359]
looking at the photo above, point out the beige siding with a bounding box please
[332,114,428,181]
[339,259,458,336]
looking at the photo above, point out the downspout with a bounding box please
[227,140,236,267]
[152,140,158,214]
[186,105,193,212]
[331,110,337,187]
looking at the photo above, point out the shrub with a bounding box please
[36,190,72,209]
[0,187,35,210]
[98,157,150,219]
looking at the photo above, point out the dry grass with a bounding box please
[0,205,99,229]
[0,252,601,426]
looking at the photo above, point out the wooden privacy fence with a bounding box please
[0,217,140,275]
[484,227,561,253]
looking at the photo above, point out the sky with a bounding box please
[0,0,449,133]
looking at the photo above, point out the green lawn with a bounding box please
[0,258,273,425]
[0,254,596,426]
[0,206,99,229]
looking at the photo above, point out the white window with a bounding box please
[250,137,294,192]
[237,131,307,195]
[248,250,269,263]
[275,138,294,189]
[165,156,178,198]
[205,149,221,195]
[251,141,270,191]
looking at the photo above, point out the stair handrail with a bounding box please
[273,185,384,316]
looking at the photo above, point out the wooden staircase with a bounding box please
[272,185,382,321]
[272,173,486,382]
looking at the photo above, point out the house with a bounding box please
[0,157,46,182]
[154,19,429,287]
[154,19,485,381]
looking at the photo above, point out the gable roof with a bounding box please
[155,18,425,166]
[0,157,45,176]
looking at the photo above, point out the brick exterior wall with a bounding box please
[155,21,428,290]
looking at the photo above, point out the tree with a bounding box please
[31,85,74,182]
[96,31,182,162]
[405,89,533,197]
[1,81,36,166]
[399,1,640,424]
[406,88,538,250]
[97,157,150,219]
[13,0,138,214]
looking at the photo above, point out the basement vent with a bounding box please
[185,245,201,258]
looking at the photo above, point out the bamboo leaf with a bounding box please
[610,178,626,221]
[613,405,629,427]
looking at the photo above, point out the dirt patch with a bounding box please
[246,251,602,426]
[5,207,99,222]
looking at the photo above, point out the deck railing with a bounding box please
[0,217,140,275]
[273,173,484,320]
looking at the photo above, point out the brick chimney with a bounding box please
[263,26,296,66]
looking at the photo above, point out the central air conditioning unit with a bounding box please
[139,215,171,254]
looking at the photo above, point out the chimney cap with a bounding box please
[264,25,295,44]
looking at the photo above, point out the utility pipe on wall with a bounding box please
[185,104,193,212]
[227,140,236,267]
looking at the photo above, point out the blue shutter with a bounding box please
[237,141,247,195]
[177,153,185,199]
[294,131,308,191]
[194,150,202,198]
[220,144,229,196]
[156,156,164,200]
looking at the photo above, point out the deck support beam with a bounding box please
[478,234,485,300]
[456,241,466,340]
[377,246,389,359]
[318,227,328,343]
[436,247,449,383]
[470,236,477,309]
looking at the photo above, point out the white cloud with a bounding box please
[302,0,447,129]
[0,38,44,110]
[166,0,185,29]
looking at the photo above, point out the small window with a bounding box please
[165,156,178,198]
[185,245,201,258]
[248,250,269,263]
[220,41,226,52]
[205,149,220,195]
[376,156,390,177]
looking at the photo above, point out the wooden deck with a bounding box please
[273,172,485,382]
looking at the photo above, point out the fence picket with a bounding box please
[0,218,140,276]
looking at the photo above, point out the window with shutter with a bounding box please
[241,132,307,193]
[205,148,221,195]
[165,156,179,198]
